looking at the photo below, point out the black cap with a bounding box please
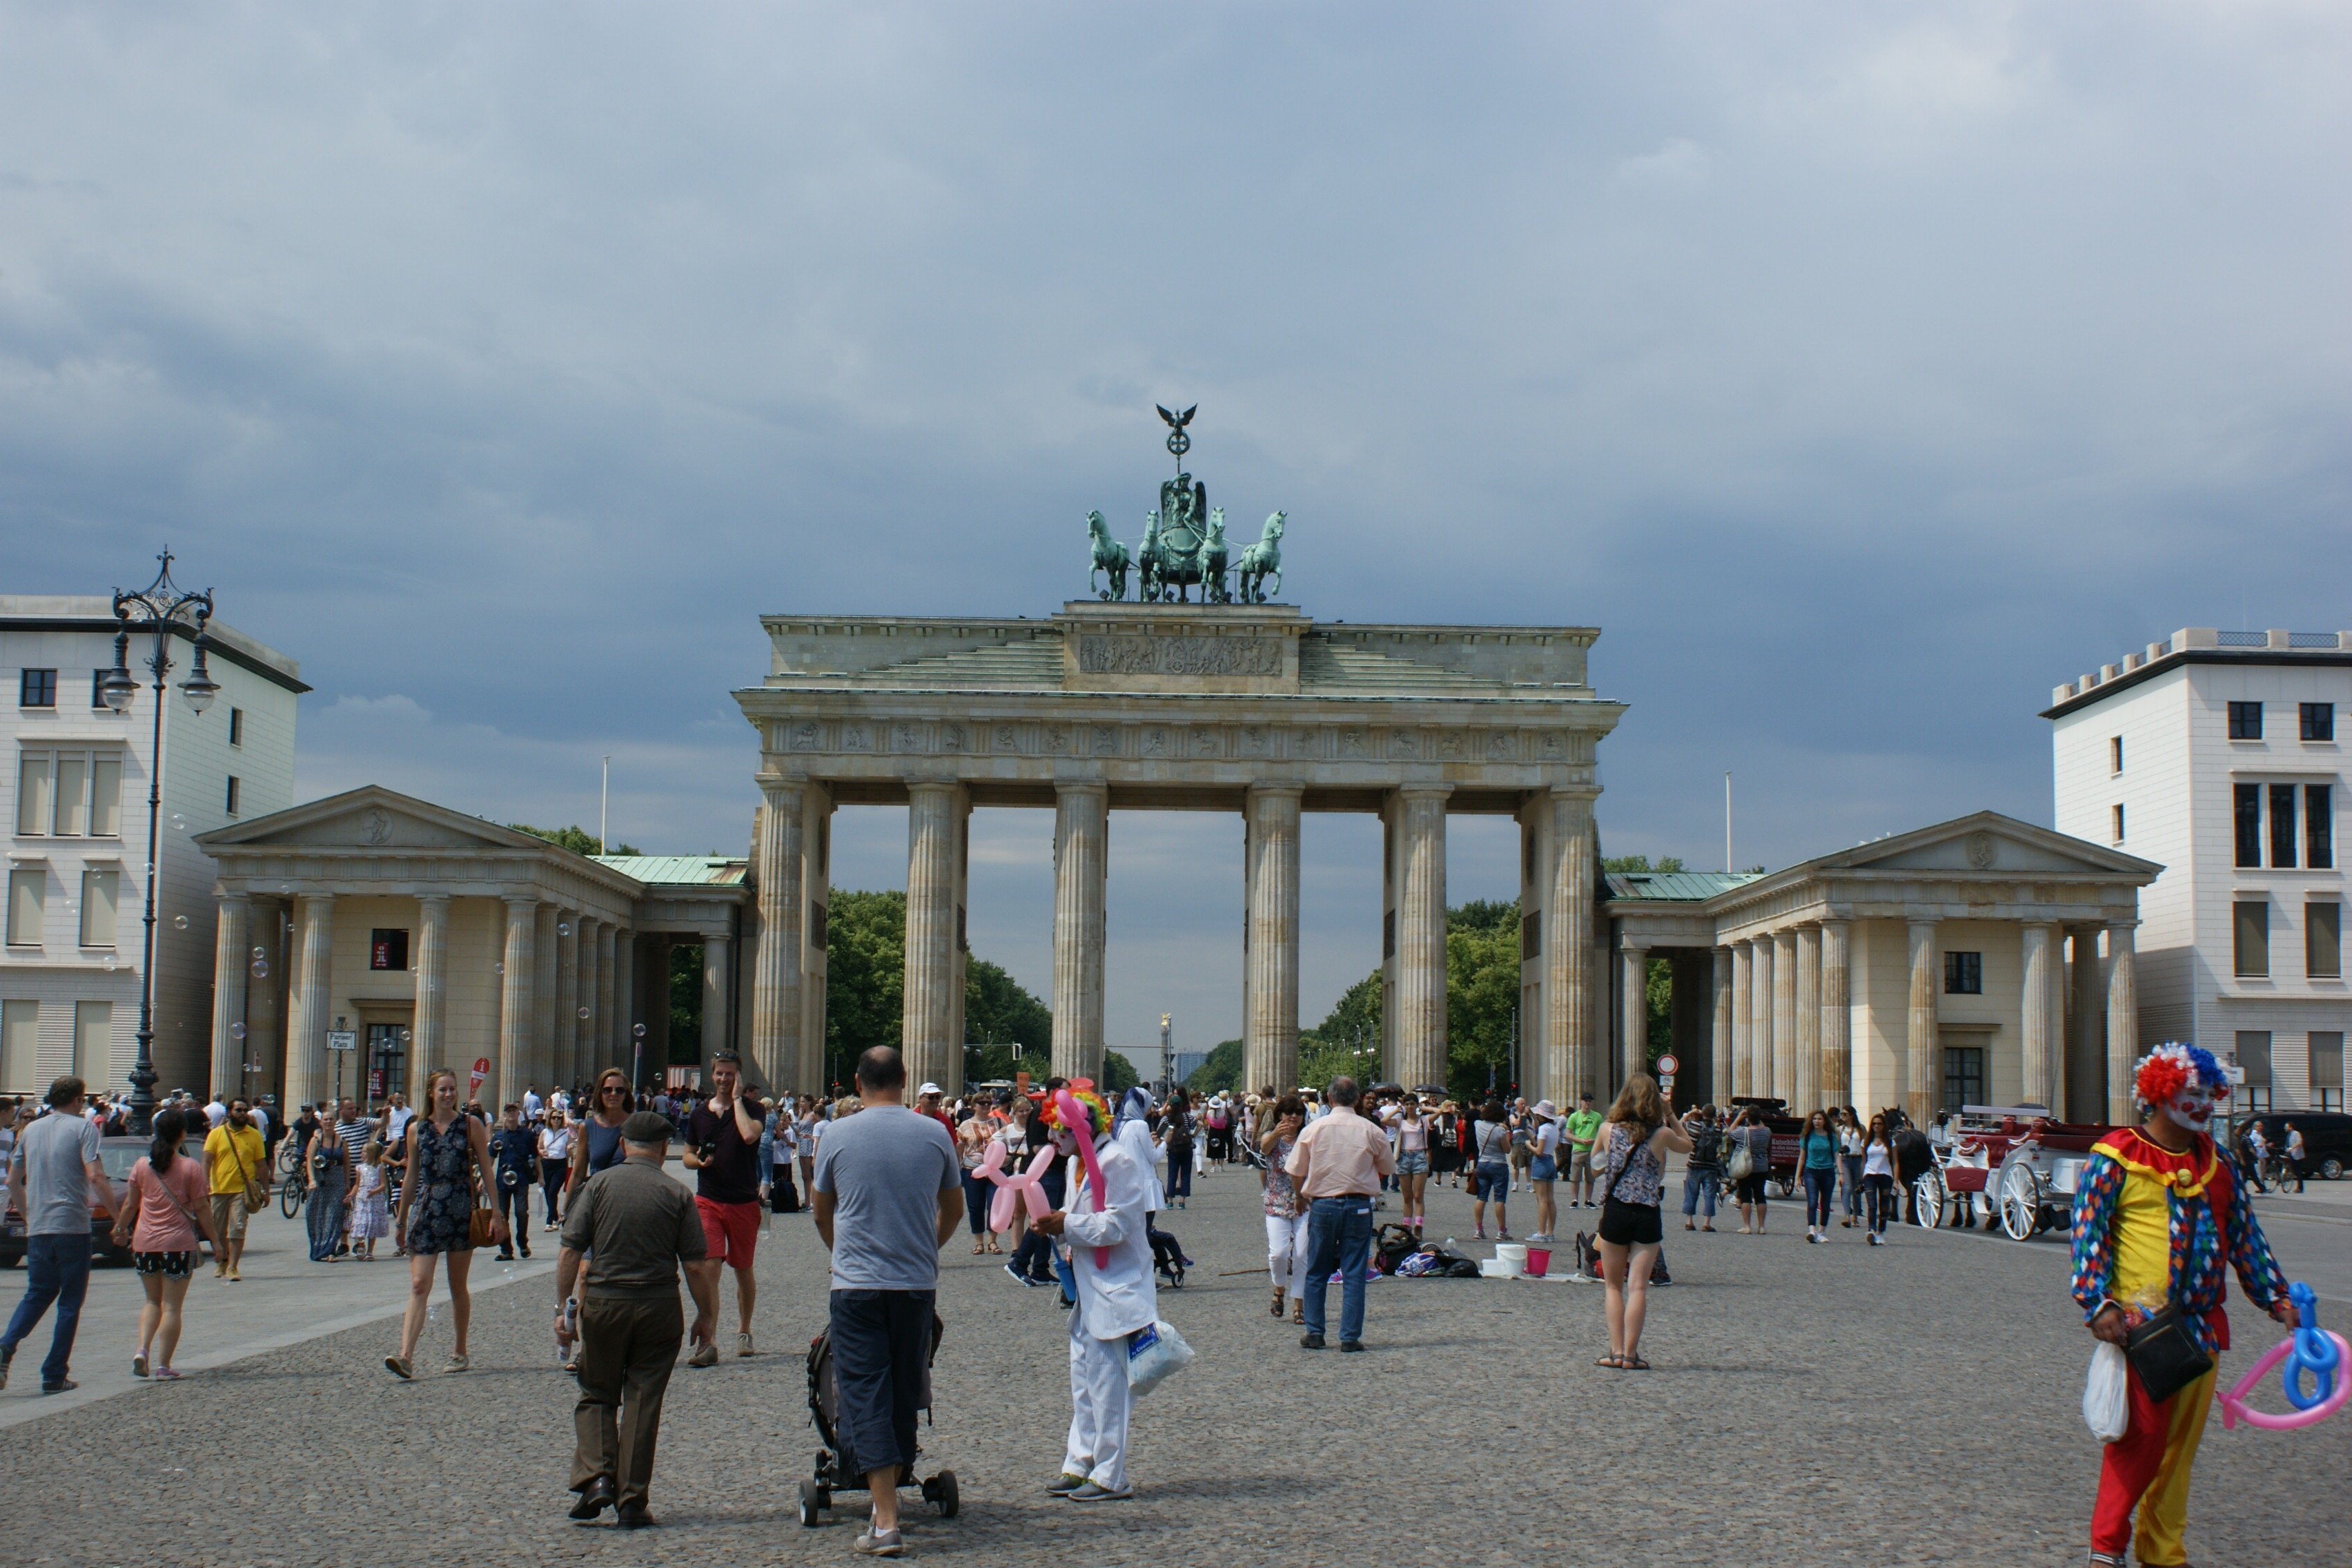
[620,1111,673,1144]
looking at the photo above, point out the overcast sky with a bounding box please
[6,4,2346,1054]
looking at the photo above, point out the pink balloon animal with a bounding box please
[977,1139,1056,1234]
[1052,1088,1113,1271]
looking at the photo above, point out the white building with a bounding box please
[2,595,304,1101]
[2048,627,2348,1114]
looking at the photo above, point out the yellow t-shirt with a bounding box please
[204,1123,266,1196]
[2110,1168,2173,1309]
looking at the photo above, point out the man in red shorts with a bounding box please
[683,1051,767,1366]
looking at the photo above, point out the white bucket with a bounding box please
[1493,1244,1528,1277]
[1478,1258,1511,1278]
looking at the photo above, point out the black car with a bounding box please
[2241,1111,2352,1182]
[1,1133,208,1268]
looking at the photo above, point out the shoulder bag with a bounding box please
[2124,1297,2215,1404]
[224,1125,270,1213]
[1727,1130,1756,1181]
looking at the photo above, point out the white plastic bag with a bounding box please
[1125,1319,1195,1398]
[2083,1340,2128,1443]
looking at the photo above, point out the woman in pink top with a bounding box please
[110,1108,221,1380]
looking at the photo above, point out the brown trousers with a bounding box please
[570,1293,684,1509]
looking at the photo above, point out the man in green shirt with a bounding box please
[1563,1093,1603,1210]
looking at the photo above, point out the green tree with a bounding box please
[825,890,908,1068]
[1446,911,1520,1100]
[668,941,703,1065]
[1600,852,1684,874]
[1298,972,1383,1090]
[1186,1037,1244,1094]
[509,822,643,857]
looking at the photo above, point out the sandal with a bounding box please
[1623,1355,1651,1371]
[972,1242,986,1255]
[1594,1354,1623,1368]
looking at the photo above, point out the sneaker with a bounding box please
[227,1265,242,1282]
[1046,1472,1091,1496]
[1340,1340,1365,1353]
[1806,1231,1818,1244]
[1300,1333,1327,1350]
[854,1527,905,1554]
[1004,1262,1030,1286]
[133,1353,150,1379]
[443,1353,469,1373]
[736,1331,756,1358]
[384,1354,413,1380]
[1,1342,13,1391]
[1068,1481,1135,1502]
[153,1366,182,1380]
[687,1340,719,1368]
[39,1377,76,1395]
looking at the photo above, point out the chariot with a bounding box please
[1911,1104,2115,1241]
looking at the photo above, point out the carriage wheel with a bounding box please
[1910,1172,1945,1229]
[931,1469,960,1518]
[1997,1160,2042,1242]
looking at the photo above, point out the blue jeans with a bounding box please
[1680,1168,1718,1218]
[1301,1195,1373,1344]
[1166,1157,1191,1200]
[961,1171,991,1235]
[1803,1167,1836,1228]
[2,1233,93,1386]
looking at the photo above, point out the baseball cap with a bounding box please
[919,1082,941,1097]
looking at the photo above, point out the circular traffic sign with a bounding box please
[1654,1053,1680,1077]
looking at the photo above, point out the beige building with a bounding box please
[1604,813,2159,1126]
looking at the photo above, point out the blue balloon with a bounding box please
[2282,1282,2340,1412]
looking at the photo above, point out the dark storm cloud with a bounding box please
[4,3,2346,1043]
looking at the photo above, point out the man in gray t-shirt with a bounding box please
[3,1077,110,1393]
[810,1048,962,1554]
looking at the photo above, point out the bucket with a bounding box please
[1493,1243,1527,1277]
[1524,1246,1551,1277]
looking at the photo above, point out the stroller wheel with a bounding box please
[930,1469,959,1518]
[798,1479,825,1527]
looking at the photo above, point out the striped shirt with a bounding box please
[336,1119,372,1162]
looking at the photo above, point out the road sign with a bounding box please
[1654,1054,1679,1077]
[326,1030,358,1052]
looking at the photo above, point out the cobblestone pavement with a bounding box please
[3,1159,2345,1566]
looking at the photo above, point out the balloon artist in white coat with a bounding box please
[1033,1085,1153,1502]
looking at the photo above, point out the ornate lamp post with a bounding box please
[99,549,218,1137]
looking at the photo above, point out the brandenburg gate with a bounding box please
[734,411,1623,1103]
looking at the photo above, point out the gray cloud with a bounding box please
[3,2,2345,1045]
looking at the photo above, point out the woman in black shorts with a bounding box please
[1591,1073,1694,1371]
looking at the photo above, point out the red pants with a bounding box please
[2090,1360,2215,1565]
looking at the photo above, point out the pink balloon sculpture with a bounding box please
[2217,1329,2351,1431]
[978,1139,1056,1234]
[1052,1088,1113,1271]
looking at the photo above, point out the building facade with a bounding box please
[3,596,303,1099]
[2048,627,2349,1113]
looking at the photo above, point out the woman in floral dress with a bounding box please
[384,1068,504,1379]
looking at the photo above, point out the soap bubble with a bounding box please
[101,954,118,970]
[252,946,264,960]
[578,1006,591,1020]
[173,914,189,930]
[230,1023,246,1040]
[558,923,571,937]
[632,1023,647,1039]
[250,959,268,979]
[170,812,186,831]
[277,883,291,895]
[493,961,504,976]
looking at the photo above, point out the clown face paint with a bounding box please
[2158,1080,2215,1137]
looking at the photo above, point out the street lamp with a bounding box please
[105,547,217,1137]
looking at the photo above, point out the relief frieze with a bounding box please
[1076,633,1283,678]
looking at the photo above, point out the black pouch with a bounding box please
[2125,1304,2215,1404]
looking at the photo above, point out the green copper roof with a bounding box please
[591,855,747,887]
[1603,870,1764,903]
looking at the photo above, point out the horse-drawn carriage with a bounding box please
[1725,1097,1805,1199]
[1911,1104,2115,1241]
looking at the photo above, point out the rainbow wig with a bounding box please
[1040,1084,1111,1139]
[2131,1041,2227,1109]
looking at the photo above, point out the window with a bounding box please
[88,669,109,709]
[369,928,409,971]
[2311,903,2342,979]
[2235,783,2262,867]
[1522,910,1540,960]
[1943,951,1983,994]
[2235,901,2269,977]
[72,999,111,1088]
[5,869,41,946]
[2237,1029,2273,1088]
[1383,908,1396,959]
[809,899,827,950]
[14,749,123,837]
[365,1021,406,1103]
[2313,1032,2344,1113]
[2228,700,2264,740]
[229,707,244,747]
[78,868,117,948]
[2271,783,2299,868]
[225,775,242,816]
[2303,703,2335,742]
[0,999,37,1090]
[2110,736,2124,773]
[2312,785,2335,869]
[1941,1046,1984,1113]
[18,669,56,707]
[2112,803,2126,843]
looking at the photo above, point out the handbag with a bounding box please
[2124,1302,2215,1404]
[223,1125,270,1213]
[1727,1132,1756,1182]
[468,1199,498,1250]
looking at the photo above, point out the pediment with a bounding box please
[1825,813,2157,881]
[197,786,551,856]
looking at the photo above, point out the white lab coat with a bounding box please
[1065,1134,1157,1342]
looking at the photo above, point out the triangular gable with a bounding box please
[1810,812,2158,881]
[196,785,562,856]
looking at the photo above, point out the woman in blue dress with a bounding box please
[384,1068,504,1379]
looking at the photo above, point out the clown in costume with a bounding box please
[1032,1086,1155,1502]
[2069,1042,2294,1568]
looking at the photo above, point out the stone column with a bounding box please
[581,917,608,1096]
[613,929,636,1086]
[1711,946,1734,1108]
[1618,943,1649,1088]
[701,931,732,1076]
[752,777,805,1095]
[1794,925,1821,1115]
[2019,922,2058,1111]
[596,923,618,1081]
[1819,919,1852,1107]
[901,784,962,1095]
[1052,783,1110,1085]
[1905,919,1939,1128]
[1748,937,1773,1105]
[1393,787,1450,1092]
[1545,789,1598,1103]
[1729,941,1752,1099]
[496,895,536,1114]
[208,893,250,1098]
[1242,784,1301,1092]
[645,933,673,1088]
[2104,919,2138,1128]
[411,894,449,1104]
[2067,926,2106,1124]
[556,912,581,1090]
[285,894,335,1113]
[1772,929,1798,1106]
[799,786,834,1098]
[533,903,558,1090]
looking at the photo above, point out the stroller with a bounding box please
[797,1313,960,1527]
[1147,1219,1192,1288]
